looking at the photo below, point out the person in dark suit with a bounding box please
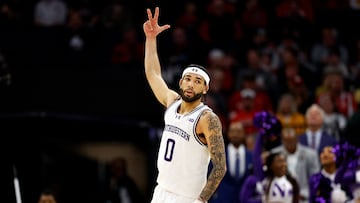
[298,104,338,155]
[210,121,253,203]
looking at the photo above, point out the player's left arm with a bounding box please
[197,110,227,202]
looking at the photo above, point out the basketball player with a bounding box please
[143,7,227,203]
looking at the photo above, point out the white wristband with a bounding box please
[356,170,360,183]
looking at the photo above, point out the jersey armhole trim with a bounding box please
[193,108,211,146]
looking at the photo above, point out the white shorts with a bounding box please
[150,184,196,203]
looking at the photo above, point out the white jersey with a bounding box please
[257,176,294,203]
[156,99,211,198]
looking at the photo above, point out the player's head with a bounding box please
[179,64,210,102]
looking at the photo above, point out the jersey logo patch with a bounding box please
[164,124,190,141]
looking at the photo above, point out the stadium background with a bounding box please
[1,0,360,202]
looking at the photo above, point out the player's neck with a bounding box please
[179,100,201,114]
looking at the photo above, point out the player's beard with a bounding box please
[179,88,203,103]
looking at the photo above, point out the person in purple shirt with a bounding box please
[309,142,360,203]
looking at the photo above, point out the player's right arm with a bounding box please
[143,7,178,107]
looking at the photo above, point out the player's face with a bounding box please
[179,73,207,102]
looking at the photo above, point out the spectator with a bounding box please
[298,104,338,155]
[210,121,253,203]
[276,93,306,136]
[241,152,300,203]
[317,69,358,118]
[310,26,349,69]
[309,145,355,203]
[239,111,284,203]
[38,189,58,203]
[229,71,273,115]
[271,127,320,203]
[103,157,144,203]
[229,88,260,136]
[318,94,347,141]
[34,0,68,27]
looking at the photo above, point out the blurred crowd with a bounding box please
[1,0,360,122]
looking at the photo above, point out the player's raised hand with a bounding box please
[143,7,170,38]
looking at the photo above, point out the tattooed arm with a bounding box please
[196,110,227,202]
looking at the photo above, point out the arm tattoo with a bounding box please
[199,111,227,201]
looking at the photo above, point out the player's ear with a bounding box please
[204,85,209,94]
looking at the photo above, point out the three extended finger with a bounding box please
[147,8,153,20]
[154,7,159,22]
[160,25,171,32]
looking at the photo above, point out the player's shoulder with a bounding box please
[198,108,222,127]
[199,108,217,118]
